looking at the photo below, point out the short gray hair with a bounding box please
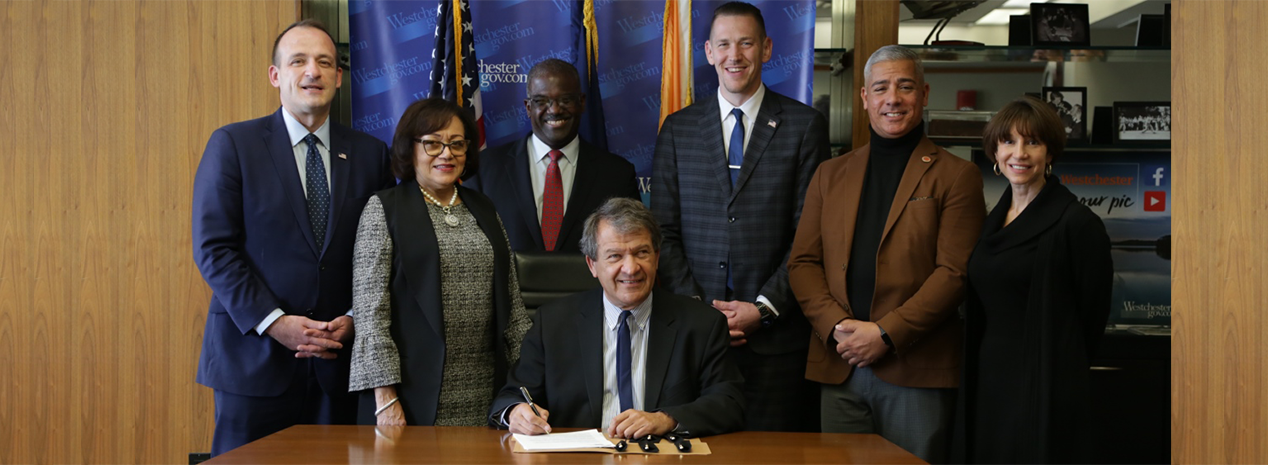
[863,45,925,86]
[579,198,662,260]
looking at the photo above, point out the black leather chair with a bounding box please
[514,251,599,316]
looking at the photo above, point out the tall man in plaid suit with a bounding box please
[651,1,829,432]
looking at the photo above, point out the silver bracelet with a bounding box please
[374,397,399,416]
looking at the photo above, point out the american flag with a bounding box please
[430,0,485,148]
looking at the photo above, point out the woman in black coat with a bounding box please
[963,97,1113,463]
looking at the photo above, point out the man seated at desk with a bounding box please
[488,198,745,439]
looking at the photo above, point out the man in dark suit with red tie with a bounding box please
[466,58,640,253]
[192,20,395,456]
[651,1,829,432]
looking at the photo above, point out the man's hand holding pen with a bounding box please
[510,386,552,435]
[508,403,552,435]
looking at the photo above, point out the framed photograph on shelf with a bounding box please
[1164,3,1171,47]
[1009,15,1032,46]
[1042,86,1088,142]
[1136,14,1167,47]
[1113,102,1171,143]
[1030,3,1091,46]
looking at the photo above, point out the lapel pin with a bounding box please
[921,155,932,163]
[767,120,777,128]
[338,153,347,160]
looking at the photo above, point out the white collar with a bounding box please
[530,134,581,164]
[716,84,766,123]
[602,291,653,331]
[281,108,331,149]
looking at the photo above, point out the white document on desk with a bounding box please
[512,429,614,450]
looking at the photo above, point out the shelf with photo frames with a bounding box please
[813,45,1171,67]
[814,44,1170,154]
[900,44,1171,65]
[928,139,1171,151]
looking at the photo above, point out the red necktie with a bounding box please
[541,150,565,251]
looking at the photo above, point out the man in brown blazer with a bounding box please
[788,45,985,463]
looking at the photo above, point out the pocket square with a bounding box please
[338,153,347,159]
[909,196,934,202]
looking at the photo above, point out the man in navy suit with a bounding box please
[466,58,639,253]
[488,198,745,438]
[651,1,829,432]
[192,19,395,456]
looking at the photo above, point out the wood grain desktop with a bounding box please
[204,425,926,464]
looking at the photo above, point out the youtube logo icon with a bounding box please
[1144,191,1166,212]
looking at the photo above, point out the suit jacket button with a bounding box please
[729,217,736,223]
[320,265,326,271]
[719,262,726,269]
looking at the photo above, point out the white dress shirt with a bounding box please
[717,84,766,165]
[713,86,780,316]
[601,292,652,429]
[527,135,580,223]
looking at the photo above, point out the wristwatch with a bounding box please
[877,324,895,349]
[755,302,777,327]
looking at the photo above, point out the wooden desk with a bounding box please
[206,425,925,464]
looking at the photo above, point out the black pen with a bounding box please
[518,386,542,418]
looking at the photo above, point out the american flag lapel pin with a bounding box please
[768,120,777,128]
[338,153,347,160]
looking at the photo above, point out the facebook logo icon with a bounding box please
[1152,167,1165,186]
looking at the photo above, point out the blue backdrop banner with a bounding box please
[349,0,816,198]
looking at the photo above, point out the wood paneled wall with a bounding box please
[851,0,899,150]
[1172,1,1268,463]
[0,1,297,462]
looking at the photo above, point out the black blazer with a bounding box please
[354,180,520,425]
[465,134,640,253]
[652,89,829,354]
[488,289,746,437]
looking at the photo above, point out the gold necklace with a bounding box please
[418,185,460,227]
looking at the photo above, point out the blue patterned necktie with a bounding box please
[304,133,330,248]
[617,310,634,412]
[728,108,745,187]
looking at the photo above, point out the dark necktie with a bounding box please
[727,110,745,290]
[304,133,330,247]
[728,108,744,187]
[617,310,634,412]
[540,150,565,251]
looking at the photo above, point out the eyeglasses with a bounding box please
[413,138,470,157]
[526,95,581,110]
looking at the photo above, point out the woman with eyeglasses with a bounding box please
[348,98,531,426]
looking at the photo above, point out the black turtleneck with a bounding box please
[848,122,925,321]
